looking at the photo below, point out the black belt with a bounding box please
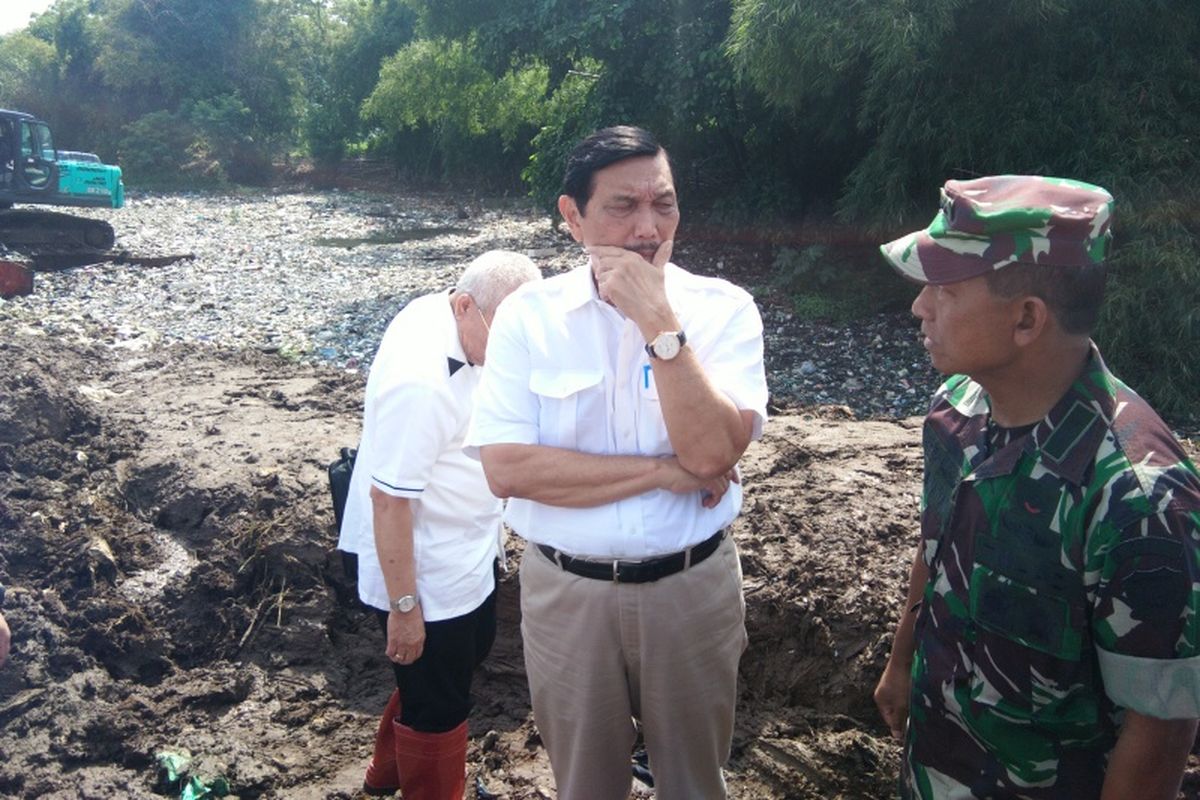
[536,529,725,584]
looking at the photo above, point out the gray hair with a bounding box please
[454,250,541,313]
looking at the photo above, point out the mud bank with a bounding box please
[0,325,928,799]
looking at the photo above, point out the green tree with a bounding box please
[0,33,57,116]
[405,0,797,210]
[302,0,418,164]
[362,36,548,183]
[729,0,1200,415]
[89,0,304,174]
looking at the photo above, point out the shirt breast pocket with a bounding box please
[965,488,1097,735]
[529,368,604,451]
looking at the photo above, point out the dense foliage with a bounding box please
[727,0,1200,416]
[1,0,1197,416]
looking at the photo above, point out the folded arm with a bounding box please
[480,443,733,508]
[652,354,756,479]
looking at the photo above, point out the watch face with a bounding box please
[394,595,417,613]
[653,332,682,360]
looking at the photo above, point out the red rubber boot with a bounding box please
[392,719,469,800]
[362,690,402,795]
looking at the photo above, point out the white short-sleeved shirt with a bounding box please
[338,290,501,621]
[466,262,767,558]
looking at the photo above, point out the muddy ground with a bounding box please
[1,214,1199,797]
[0,324,923,799]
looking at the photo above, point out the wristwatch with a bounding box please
[391,594,419,613]
[645,330,687,360]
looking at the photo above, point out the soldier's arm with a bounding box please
[874,547,929,740]
[1100,710,1196,800]
[1093,506,1200,798]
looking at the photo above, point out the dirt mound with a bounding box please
[0,327,1195,799]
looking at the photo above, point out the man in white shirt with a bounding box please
[338,250,540,798]
[468,126,768,800]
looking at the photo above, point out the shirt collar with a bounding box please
[440,288,471,371]
[971,342,1114,485]
[563,261,599,312]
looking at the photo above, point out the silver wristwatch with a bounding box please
[391,594,419,613]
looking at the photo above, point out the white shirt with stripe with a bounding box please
[338,290,501,621]
[466,262,767,558]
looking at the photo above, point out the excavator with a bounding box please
[0,108,125,253]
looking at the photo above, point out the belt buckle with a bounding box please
[612,560,620,583]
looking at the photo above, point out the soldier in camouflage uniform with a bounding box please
[873,175,1200,799]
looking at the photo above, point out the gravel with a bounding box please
[0,190,941,418]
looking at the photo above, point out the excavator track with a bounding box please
[0,209,116,253]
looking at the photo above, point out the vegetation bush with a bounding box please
[1098,193,1200,420]
[727,0,1200,418]
[116,112,214,189]
[188,94,273,186]
[362,37,546,187]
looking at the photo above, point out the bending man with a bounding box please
[338,251,540,798]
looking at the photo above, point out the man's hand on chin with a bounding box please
[589,240,674,324]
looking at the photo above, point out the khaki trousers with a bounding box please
[520,534,747,800]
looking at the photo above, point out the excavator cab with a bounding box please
[18,117,56,191]
[0,110,124,210]
[0,109,123,253]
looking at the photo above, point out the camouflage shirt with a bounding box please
[902,345,1200,799]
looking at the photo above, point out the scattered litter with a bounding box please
[155,750,231,800]
[0,191,940,416]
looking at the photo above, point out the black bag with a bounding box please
[327,446,357,530]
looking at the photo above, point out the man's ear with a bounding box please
[451,290,471,320]
[1013,296,1050,347]
[557,194,584,242]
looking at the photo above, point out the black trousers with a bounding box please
[373,566,498,734]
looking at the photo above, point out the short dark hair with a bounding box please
[562,126,670,214]
[984,262,1107,335]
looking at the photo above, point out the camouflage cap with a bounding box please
[880,175,1114,285]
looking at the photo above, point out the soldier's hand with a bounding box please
[386,608,426,666]
[873,663,911,741]
[589,241,674,326]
